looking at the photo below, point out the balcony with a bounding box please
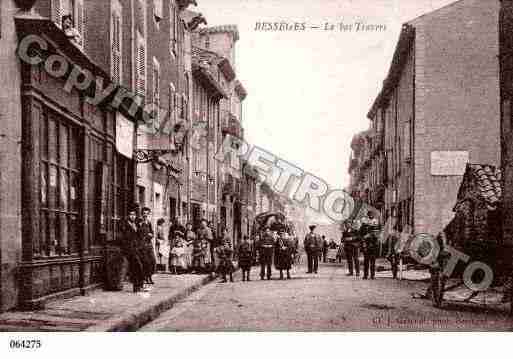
[222,112,243,139]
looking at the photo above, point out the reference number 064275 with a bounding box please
[9,339,42,350]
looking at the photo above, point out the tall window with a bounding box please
[111,0,123,84]
[113,154,132,240]
[152,58,160,128]
[40,109,81,257]
[169,1,177,56]
[88,136,106,246]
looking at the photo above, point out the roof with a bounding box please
[200,25,240,42]
[367,24,415,119]
[456,164,502,210]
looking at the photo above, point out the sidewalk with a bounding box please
[0,273,213,332]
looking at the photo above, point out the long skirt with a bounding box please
[275,249,293,270]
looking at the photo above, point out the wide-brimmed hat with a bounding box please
[309,225,316,230]
[174,230,184,238]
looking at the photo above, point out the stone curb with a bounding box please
[85,275,216,332]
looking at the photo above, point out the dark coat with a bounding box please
[237,242,253,269]
[257,234,275,264]
[216,244,234,274]
[274,237,293,270]
[304,232,320,254]
[138,220,156,277]
[121,220,144,286]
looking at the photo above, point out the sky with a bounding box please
[196,0,458,220]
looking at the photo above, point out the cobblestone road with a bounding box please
[140,262,513,331]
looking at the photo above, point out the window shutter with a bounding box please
[75,0,85,48]
[52,0,62,27]
[136,36,146,97]
[111,8,122,84]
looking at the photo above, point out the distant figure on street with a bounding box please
[184,222,196,270]
[191,235,207,274]
[342,221,360,277]
[198,219,213,272]
[138,207,156,288]
[322,235,328,263]
[216,236,234,283]
[258,227,275,280]
[275,231,294,280]
[155,218,166,270]
[237,235,253,281]
[360,211,380,280]
[304,225,320,274]
[121,206,144,293]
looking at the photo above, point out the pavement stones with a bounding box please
[0,273,214,332]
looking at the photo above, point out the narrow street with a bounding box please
[140,262,513,331]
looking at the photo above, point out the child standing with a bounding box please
[191,237,206,274]
[237,235,253,281]
[216,238,234,283]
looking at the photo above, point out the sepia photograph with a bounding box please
[1,0,513,353]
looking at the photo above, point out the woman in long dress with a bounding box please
[184,222,196,271]
[138,207,157,287]
[274,231,294,280]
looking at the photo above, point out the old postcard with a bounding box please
[0,0,513,352]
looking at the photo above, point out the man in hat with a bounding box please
[257,226,275,280]
[342,220,361,277]
[304,225,320,274]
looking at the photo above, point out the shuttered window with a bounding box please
[169,1,177,56]
[51,0,62,26]
[152,58,160,127]
[111,0,122,84]
[136,31,146,97]
[74,0,85,48]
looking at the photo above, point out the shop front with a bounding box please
[15,17,137,309]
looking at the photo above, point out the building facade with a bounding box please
[350,0,501,236]
[0,0,199,312]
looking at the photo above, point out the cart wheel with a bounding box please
[431,269,445,308]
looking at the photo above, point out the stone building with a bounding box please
[0,0,197,311]
[193,25,248,244]
[353,0,501,236]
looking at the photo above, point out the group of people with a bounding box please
[341,211,381,280]
[254,226,298,280]
[120,206,158,292]
[120,207,302,291]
